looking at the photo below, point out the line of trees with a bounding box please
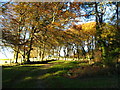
[1,2,120,67]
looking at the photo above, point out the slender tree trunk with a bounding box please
[37,47,40,61]
[101,40,108,64]
[41,51,44,61]
[23,45,26,62]
[72,45,75,61]
[15,46,19,63]
[72,44,75,60]
[27,26,37,62]
[27,36,33,62]
[116,2,119,29]
[95,2,99,51]
[14,50,16,63]
[73,50,76,61]
[76,45,80,61]
[58,46,61,60]
[116,2,119,65]
[81,45,86,60]
[23,29,27,62]
[52,47,55,58]
[15,20,21,63]
[91,36,94,60]
[41,44,45,61]
[40,50,42,61]
[63,47,66,60]
[58,49,60,60]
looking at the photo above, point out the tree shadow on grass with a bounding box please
[25,59,57,64]
[2,61,120,88]
[40,61,120,88]
[2,60,74,88]
[2,64,50,88]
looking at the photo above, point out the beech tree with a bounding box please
[1,1,119,66]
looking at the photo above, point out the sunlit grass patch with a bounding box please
[39,61,79,80]
[48,60,65,64]
[2,60,119,88]
[0,59,10,60]
[65,61,80,64]
[53,70,67,75]
[24,76,33,81]
[20,64,44,67]
[47,61,79,74]
[40,73,52,79]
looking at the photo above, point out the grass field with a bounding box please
[2,60,120,88]
[0,59,11,60]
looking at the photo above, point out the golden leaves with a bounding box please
[101,23,116,39]
[82,22,96,35]
[52,22,61,26]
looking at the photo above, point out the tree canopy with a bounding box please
[1,2,120,66]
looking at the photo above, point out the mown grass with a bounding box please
[2,60,120,88]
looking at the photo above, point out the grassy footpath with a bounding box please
[2,60,120,88]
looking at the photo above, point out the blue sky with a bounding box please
[0,46,14,59]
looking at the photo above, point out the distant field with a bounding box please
[0,59,11,60]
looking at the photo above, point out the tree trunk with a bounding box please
[23,29,27,62]
[23,45,26,62]
[76,45,80,60]
[37,47,40,61]
[41,51,44,61]
[116,2,119,65]
[91,36,94,60]
[72,44,75,61]
[58,46,61,60]
[41,44,45,61]
[15,46,19,63]
[27,36,33,62]
[63,47,67,60]
[116,2,119,29]
[95,2,108,64]
[95,2,100,51]
[101,40,108,64]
